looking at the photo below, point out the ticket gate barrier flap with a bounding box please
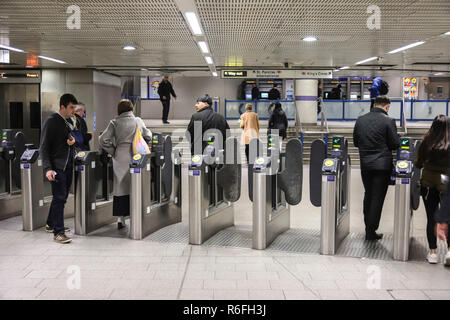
[248,137,264,202]
[277,138,303,206]
[310,139,327,207]
[189,137,239,245]
[74,151,115,236]
[217,136,241,203]
[20,149,74,231]
[130,146,182,240]
[252,155,290,250]
[1,129,25,193]
[393,160,413,261]
[410,140,421,211]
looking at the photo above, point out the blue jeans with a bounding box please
[46,166,73,235]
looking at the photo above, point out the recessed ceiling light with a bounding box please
[198,41,209,54]
[185,12,203,35]
[38,55,66,64]
[123,45,136,51]
[302,36,317,42]
[434,72,444,75]
[355,56,378,65]
[0,44,25,53]
[388,41,425,54]
[155,73,161,76]
[205,56,213,64]
[334,69,340,72]
[339,66,350,70]
[444,31,450,35]
[212,72,218,77]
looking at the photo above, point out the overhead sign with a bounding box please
[221,69,332,79]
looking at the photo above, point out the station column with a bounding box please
[295,79,318,125]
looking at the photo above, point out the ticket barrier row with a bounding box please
[309,136,420,261]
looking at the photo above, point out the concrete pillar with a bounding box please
[295,79,318,125]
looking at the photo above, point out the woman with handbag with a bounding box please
[99,99,152,229]
[415,114,450,264]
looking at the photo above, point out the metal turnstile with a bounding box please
[251,135,303,250]
[310,136,351,255]
[393,137,420,261]
[188,136,241,245]
[20,149,74,231]
[0,129,26,219]
[129,134,182,240]
[74,149,115,235]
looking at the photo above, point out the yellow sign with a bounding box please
[324,160,335,167]
[133,154,142,161]
[192,155,201,163]
[77,152,86,158]
[398,161,408,169]
[255,157,265,165]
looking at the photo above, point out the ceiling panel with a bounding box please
[0,0,448,75]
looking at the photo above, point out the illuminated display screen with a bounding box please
[332,137,342,148]
[401,139,410,150]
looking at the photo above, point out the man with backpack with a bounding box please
[370,77,389,109]
[40,93,78,243]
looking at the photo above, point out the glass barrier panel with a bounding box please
[225,101,245,119]
[412,101,447,120]
[256,101,295,120]
[404,101,412,120]
[345,101,371,119]
[321,101,343,119]
[388,101,402,120]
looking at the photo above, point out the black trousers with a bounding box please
[421,186,450,249]
[245,144,249,163]
[113,195,130,217]
[47,166,73,235]
[361,169,391,234]
[161,99,170,121]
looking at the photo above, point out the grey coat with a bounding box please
[99,111,152,197]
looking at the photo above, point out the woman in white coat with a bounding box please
[99,99,152,229]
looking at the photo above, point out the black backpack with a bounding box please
[380,80,389,95]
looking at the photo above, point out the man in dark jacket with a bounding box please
[40,93,78,244]
[268,84,281,100]
[353,95,400,240]
[157,75,177,124]
[74,103,92,151]
[187,94,230,155]
[369,77,383,109]
[251,83,260,100]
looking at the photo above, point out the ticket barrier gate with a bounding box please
[310,136,350,255]
[188,136,241,245]
[20,149,74,231]
[250,135,303,250]
[74,149,115,235]
[130,134,182,240]
[393,137,421,261]
[0,129,26,219]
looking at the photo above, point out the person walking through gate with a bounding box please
[40,93,78,243]
[99,100,152,229]
[157,75,177,124]
[353,95,400,241]
[240,103,260,162]
[186,94,230,155]
[435,153,450,266]
[73,102,92,151]
[415,115,450,264]
[268,102,288,140]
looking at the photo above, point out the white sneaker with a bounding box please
[445,251,450,267]
[427,252,439,264]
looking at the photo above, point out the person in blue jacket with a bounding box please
[370,77,383,109]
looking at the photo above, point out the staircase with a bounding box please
[144,121,430,166]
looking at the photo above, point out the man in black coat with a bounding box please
[74,103,92,151]
[251,83,260,100]
[268,84,281,100]
[187,94,230,155]
[157,75,177,124]
[353,95,400,240]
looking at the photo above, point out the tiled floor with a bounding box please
[0,167,448,300]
